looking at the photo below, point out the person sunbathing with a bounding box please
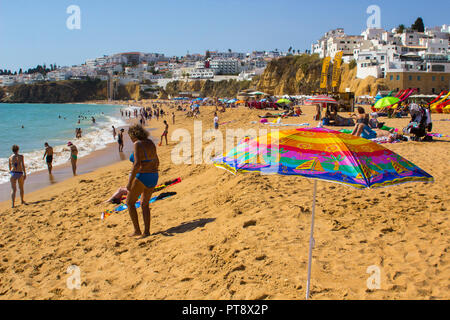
[351,107,370,136]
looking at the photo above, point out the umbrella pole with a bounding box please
[306,180,317,300]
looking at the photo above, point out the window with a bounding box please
[442,77,445,82]
[390,75,394,80]
[396,75,400,80]
[409,75,412,81]
[417,76,421,81]
[432,76,436,81]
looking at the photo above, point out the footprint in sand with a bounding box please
[243,220,256,228]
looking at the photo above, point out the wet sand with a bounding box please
[0,123,136,202]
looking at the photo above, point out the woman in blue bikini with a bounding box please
[126,124,159,238]
[9,145,26,208]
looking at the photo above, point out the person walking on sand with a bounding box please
[9,145,27,208]
[118,128,125,152]
[214,112,219,130]
[43,142,54,174]
[112,126,117,140]
[172,112,175,125]
[126,124,159,238]
[67,142,78,176]
[159,120,169,146]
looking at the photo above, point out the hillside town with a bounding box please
[1,22,449,95]
[312,23,450,94]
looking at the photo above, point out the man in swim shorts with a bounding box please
[118,128,124,152]
[43,142,54,174]
[68,142,78,176]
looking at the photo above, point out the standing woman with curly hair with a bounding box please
[126,124,159,238]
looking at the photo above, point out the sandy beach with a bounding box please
[0,102,448,300]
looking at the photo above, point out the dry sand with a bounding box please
[0,102,448,300]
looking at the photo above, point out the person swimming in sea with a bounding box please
[9,145,26,208]
[126,124,159,238]
[43,142,54,174]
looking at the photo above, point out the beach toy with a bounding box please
[260,119,268,123]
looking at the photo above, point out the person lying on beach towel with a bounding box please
[104,187,128,204]
[258,112,283,118]
[103,178,182,204]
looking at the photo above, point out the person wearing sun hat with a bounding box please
[67,141,78,176]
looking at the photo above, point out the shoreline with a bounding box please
[0,99,161,203]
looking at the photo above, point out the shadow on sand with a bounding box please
[153,218,216,237]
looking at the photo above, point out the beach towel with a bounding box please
[361,125,377,139]
[114,192,177,212]
[267,123,310,127]
[101,192,177,219]
[427,133,450,138]
[370,137,401,144]
[101,178,181,220]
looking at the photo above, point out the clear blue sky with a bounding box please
[0,0,448,71]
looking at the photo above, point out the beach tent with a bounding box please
[374,93,383,103]
[213,128,433,299]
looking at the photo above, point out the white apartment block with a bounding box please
[311,28,346,58]
[327,35,363,59]
[210,59,240,75]
[209,51,246,60]
[189,68,214,79]
[0,75,16,86]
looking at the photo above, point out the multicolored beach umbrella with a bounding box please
[305,95,337,105]
[213,127,433,299]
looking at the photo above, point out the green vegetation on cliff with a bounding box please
[2,79,141,103]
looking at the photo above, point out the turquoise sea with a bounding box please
[0,103,127,184]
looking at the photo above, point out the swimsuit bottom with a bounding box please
[46,155,53,163]
[10,171,23,179]
[71,155,78,160]
[136,172,159,188]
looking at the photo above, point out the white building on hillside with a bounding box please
[210,59,240,75]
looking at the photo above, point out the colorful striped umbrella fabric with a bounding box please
[305,95,338,105]
[213,127,434,299]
